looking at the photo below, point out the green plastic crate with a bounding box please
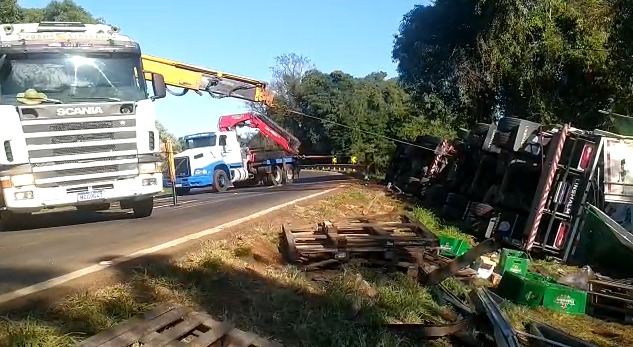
[498,249,529,275]
[497,271,586,315]
[438,236,471,257]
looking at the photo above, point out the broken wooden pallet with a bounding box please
[279,216,439,271]
[587,279,633,324]
[74,303,282,347]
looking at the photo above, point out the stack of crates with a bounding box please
[497,249,530,276]
[438,236,471,258]
[497,271,587,315]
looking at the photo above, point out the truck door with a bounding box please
[219,134,242,165]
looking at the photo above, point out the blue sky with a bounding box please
[19,0,423,137]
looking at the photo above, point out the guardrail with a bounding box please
[300,164,366,174]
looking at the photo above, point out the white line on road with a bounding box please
[154,200,198,209]
[0,185,342,305]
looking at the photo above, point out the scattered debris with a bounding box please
[587,278,633,324]
[74,303,282,347]
[279,213,440,272]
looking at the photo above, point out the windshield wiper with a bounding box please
[69,96,122,101]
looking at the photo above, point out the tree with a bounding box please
[393,0,619,130]
[0,0,21,23]
[17,0,104,23]
[156,121,181,153]
[254,52,430,172]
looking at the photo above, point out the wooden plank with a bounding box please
[188,317,234,347]
[151,311,205,346]
[77,303,177,347]
[250,337,284,347]
[282,224,299,262]
[226,328,259,346]
[75,317,144,347]
[101,306,191,347]
[140,331,187,347]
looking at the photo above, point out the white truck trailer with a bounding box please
[0,21,168,229]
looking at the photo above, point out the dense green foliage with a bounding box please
[392,0,633,132]
[257,54,450,170]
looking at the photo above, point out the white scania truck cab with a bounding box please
[0,21,168,230]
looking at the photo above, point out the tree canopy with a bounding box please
[252,53,444,170]
[392,0,633,131]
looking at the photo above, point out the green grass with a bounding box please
[411,206,476,245]
[0,186,453,347]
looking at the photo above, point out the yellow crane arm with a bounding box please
[141,54,274,105]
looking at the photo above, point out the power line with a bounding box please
[278,107,440,152]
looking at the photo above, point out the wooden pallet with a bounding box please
[280,218,439,269]
[587,279,633,324]
[74,303,282,347]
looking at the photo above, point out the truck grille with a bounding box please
[21,113,139,187]
[174,157,190,177]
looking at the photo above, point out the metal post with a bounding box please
[166,139,177,206]
[281,156,287,184]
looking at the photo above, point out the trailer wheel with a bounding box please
[497,117,522,132]
[442,204,466,220]
[492,131,512,148]
[213,169,230,192]
[472,123,491,135]
[132,197,153,218]
[271,165,283,185]
[283,164,295,184]
[466,202,494,219]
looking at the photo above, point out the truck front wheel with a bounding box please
[213,169,229,192]
[132,197,154,218]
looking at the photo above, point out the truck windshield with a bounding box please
[0,52,147,105]
[184,135,217,149]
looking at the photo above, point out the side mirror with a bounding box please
[150,73,167,100]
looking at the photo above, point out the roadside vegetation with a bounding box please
[1,184,631,347]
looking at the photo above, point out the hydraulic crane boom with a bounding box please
[141,54,302,154]
[218,113,301,154]
[141,54,274,105]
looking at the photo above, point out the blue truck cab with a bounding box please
[164,131,299,195]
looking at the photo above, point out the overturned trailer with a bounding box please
[387,117,633,273]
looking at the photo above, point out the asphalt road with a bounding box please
[0,171,350,297]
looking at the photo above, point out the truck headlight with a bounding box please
[139,162,160,174]
[193,169,208,175]
[10,173,34,187]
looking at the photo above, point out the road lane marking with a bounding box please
[0,185,342,305]
[154,200,198,209]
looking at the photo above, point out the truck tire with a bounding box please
[283,164,295,184]
[213,169,230,192]
[132,197,153,218]
[271,165,283,186]
[472,123,491,135]
[497,117,522,132]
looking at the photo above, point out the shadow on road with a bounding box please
[0,173,352,233]
[0,209,134,233]
[0,251,435,347]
